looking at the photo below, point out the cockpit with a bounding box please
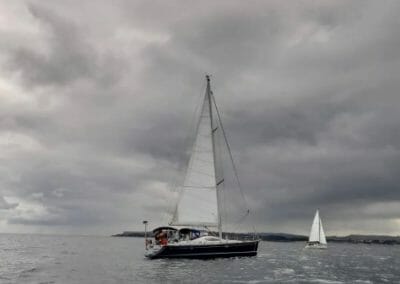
[151,226,209,246]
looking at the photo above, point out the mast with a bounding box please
[206,75,223,239]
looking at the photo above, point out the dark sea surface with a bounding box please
[0,234,399,283]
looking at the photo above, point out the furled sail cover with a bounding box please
[171,93,218,226]
[308,210,327,244]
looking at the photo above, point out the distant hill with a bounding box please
[113,231,146,237]
[256,232,307,241]
[327,234,400,245]
[112,231,400,245]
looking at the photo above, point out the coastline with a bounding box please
[112,231,400,245]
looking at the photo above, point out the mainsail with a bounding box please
[308,210,327,244]
[171,77,219,227]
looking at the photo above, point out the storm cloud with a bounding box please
[1,0,400,235]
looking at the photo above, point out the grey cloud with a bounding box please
[3,3,123,88]
[0,197,18,210]
[1,0,400,235]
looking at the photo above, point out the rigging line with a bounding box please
[211,92,258,236]
[235,209,250,224]
[210,93,249,213]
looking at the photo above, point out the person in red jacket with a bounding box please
[160,232,168,246]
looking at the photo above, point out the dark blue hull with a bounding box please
[146,240,259,259]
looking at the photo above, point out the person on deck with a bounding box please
[160,232,168,246]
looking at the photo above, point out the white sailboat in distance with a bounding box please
[305,209,327,249]
[144,75,259,259]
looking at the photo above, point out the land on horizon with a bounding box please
[112,231,400,245]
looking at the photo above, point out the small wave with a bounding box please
[308,279,344,284]
[230,280,276,284]
[18,267,41,278]
[274,268,295,276]
[258,253,272,257]
[2,248,17,251]
[21,267,39,273]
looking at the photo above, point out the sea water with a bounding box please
[0,234,399,283]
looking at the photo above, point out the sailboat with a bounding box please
[144,75,259,259]
[305,209,327,249]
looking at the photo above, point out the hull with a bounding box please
[305,242,327,249]
[145,240,259,259]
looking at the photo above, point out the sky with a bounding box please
[1,0,400,236]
